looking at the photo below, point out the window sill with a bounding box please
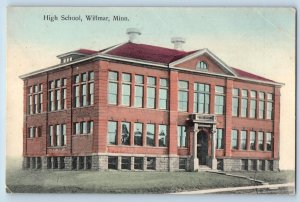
[231,149,272,153]
[232,116,273,121]
[47,146,67,149]
[72,133,93,136]
[27,137,42,139]
[72,105,94,109]
[107,105,169,112]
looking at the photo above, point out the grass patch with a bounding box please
[227,170,295,184]
[6,169,254,193]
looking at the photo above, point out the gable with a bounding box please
[172,53,234,76]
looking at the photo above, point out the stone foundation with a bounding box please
[22,156,279,172]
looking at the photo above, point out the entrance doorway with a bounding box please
[197,130,208,165]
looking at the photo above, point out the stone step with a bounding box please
[198,165,211,171]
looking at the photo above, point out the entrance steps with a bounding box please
[198,165,212,172]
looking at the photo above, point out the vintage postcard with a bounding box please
[6,7,295,194]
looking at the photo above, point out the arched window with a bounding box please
[196,61,208,70]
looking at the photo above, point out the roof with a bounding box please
[231,67,275,82]
[56,48,98,58]
[76,49,98,55]
[20,42,281,85]
[104,42,198,64]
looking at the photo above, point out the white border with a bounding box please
[0,1,298,202]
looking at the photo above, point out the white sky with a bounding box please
[6,7,295,170]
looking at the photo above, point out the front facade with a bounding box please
[21,35,282,172]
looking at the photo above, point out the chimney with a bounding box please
[126,28,141,43]
[171,37,186,50]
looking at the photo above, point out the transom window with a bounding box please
[196,61,208,70]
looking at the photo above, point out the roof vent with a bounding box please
[126,28,141,43]
[171,37,185,50]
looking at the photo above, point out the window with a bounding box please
[147,157,156,170]
[73,121,93,135]
[122,73,131,106]
[258,132,264,151]
[250,91,256,118]
[121,122,130,145]
[48,124,66,147]
[108,71,118,105]
[250,131,256,150]
[241,159,248,170]
[259,92,265,119]
[196,61,208,70]
[89,72,94,105]
[267,93,273,119]
[28,83,43,114]
[240,130,247,150]
[146,124,155,146]
[108,156,118,170]
[78,156,84,170]
[121,157,131,170]
[266,132,272,151]
[134,123,143,146]
[216,129,224,149]
[108,121,117,145]
[232,88,239,116]
[134,75,144,108]
[178,81,188,112]
[217,159,224,171]
[134,157,143,170]
[231,130,238,149]
[147,77,156,108]
[177,126,187,147]
[179,158,187,170]
[215,86,225,115]
[86,156,92,170]
[258,160,264,170]
[49,125,54,146]
[158,124,167,147]
[268,160,273,171]
[73,72,94,107]
[28,127,35,138]
[251,160,257,171]
[241,90,248,117]
[159,78,168,110]
[194,83,210,113]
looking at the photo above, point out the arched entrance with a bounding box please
[197,130,209,165]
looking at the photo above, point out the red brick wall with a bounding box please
[23,59,281,161]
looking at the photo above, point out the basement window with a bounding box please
[179,158,187,170]
[134,157,143,170]
[241,159,248,170]
[108,156,118,170]
[86,156,92,170]
[121,157,131,170]
[147,157,156,170]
